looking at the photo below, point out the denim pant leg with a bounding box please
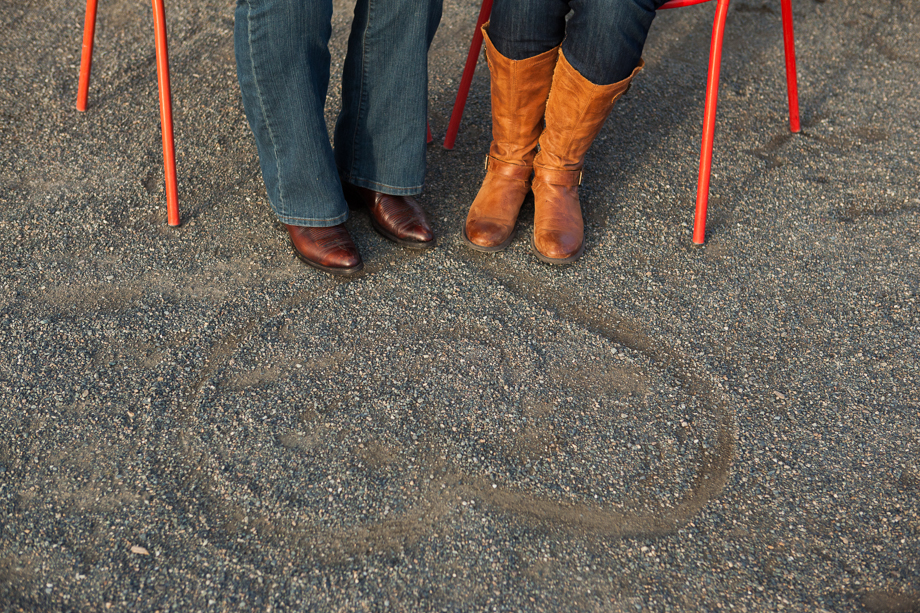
[334,0,443,195]
[490,0,664,84]
[235,0,349,227]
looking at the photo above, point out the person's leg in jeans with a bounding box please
[235,0,345,228]
[334,0,444,249]
[235,0,364,275]
[489,0,662,85]
[335,0,443,194]
[234,0,443,274]
[487,0,569,61]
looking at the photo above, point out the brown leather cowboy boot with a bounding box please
[341,182,434,249]
[531,53,643,264]
[463,25,559,252]
[287,223,364,276]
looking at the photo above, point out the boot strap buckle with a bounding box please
[485,156,534,181]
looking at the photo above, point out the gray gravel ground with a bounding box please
[1,0,918,611]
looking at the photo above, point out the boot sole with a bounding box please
[461,225,515,253]
[291,241,365,277]
[531,235,584,265]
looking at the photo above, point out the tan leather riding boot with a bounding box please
[531,53,644,263]
[463,25,559,252]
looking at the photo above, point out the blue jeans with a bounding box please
[235,0,442,227]
[489,0,665,85]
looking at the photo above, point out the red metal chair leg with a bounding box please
[76,0,99,111]
[152,0,180,226]
[692,0,730,245]
[780,0,800,133]
[443,0,493,150]
[427,121,432,144]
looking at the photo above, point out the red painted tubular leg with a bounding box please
[658,0,714,8]
[443,0,493,150]
[152,0,180,227]
[76,0,99,112]
[692,0,730,245]
[780,0,800,133]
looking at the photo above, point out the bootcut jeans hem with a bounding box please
[276,210,350,228]
[338,173,425,196]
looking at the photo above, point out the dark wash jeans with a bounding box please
[235,0,442,227]
[489,0,667,85]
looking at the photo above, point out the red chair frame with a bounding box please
[443,0,801,244]
[77,0,181,227]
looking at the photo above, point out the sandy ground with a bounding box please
[0,0,918,611]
